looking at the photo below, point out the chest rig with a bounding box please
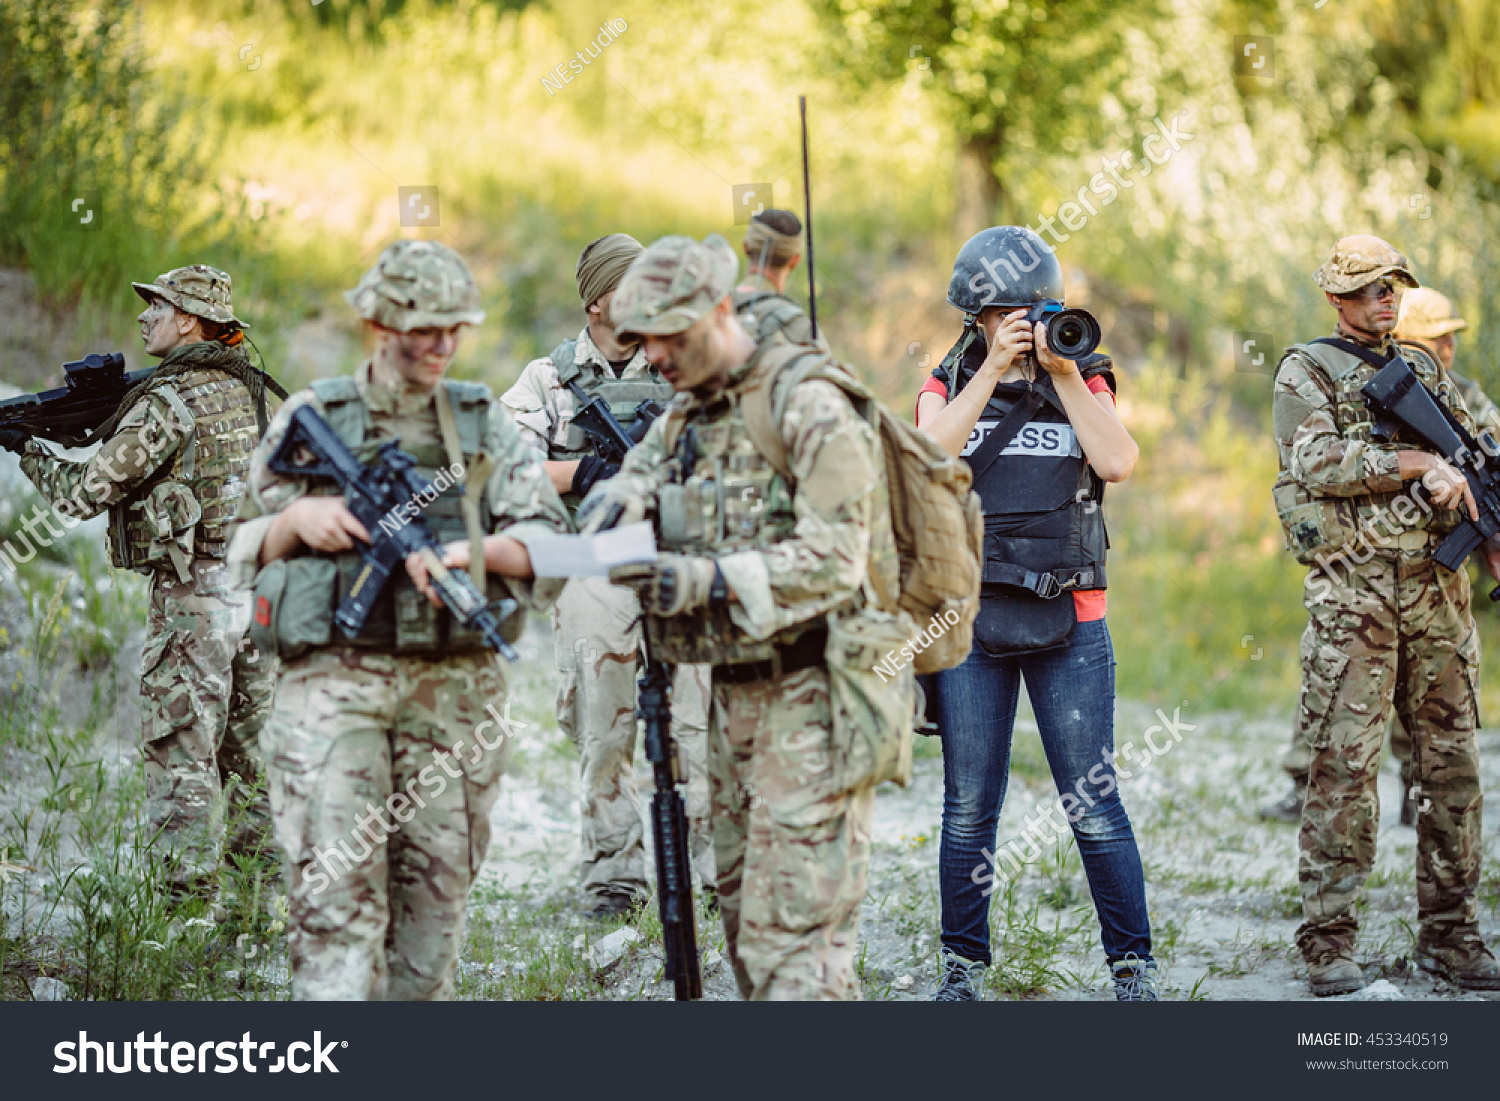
[647,378,806,666]
[300,375,512,653]
[936,349,1111,598]
[112,367,259,578]
[548,339,676,464]
[1273,339,1464,564]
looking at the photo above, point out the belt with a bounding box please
[713,626,828,685]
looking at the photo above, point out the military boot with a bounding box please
[1398,763,1416,827]
[1307,949,1366,997]
[1258,776,1307,823]
[1415,931,1500,991]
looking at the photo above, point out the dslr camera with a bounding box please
[1025,300,1101,360]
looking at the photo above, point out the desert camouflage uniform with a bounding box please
[18,285,274,880]
[502,330,714,899]
[1274,330,1485,963]
[598,235,884,998]
[229,241,570,1000]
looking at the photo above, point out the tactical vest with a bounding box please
[935,352,1111,597]
[112,366,259,579]
[292,375,517,654]
[646,371,809,666]
[732,288,808,345]
[548,338,675,464]
[1273,339,1464,564]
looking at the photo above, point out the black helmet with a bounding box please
[947,226,1063,318]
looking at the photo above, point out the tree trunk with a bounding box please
[954,130,1006,240]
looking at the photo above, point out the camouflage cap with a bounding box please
[612,234,739,337]
[1312,234,1419,295]
[1396,286,1467,340]
[344,240,485,331]
[132,265,247,328]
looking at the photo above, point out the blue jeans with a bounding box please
[936,616,1152,965]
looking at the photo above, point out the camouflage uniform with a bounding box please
[1273,237,1488,982]
[594,235,884,999]
[502,326,715,900]
[17,266,274,881]
[734,209,826,350]
[228,241,570,1000]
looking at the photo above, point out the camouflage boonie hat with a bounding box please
[1396,287,1467,340]
[1312,234,1419,295]
[612,234,739,337]
[132,265,246,328]
[345,240,485,331]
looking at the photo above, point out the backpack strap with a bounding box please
[309,376,367,447]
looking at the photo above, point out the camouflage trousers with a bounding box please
[262,649,513,1001]
[1294,553,1484,961]
[1282,716,1413,782]
[142,560,275,883]
[709,664,874,1000]
[554,575,713,901]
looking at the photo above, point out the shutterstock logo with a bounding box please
[54,1032,345,1074]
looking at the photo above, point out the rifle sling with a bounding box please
[434,384,487,590]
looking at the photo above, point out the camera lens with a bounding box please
[1045,309,1101,358]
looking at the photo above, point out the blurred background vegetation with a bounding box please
[4,0,1500,714]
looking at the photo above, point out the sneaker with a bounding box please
[1258,781,1306,823]
[1111,954,1160,1001]
[1415,933,1500,991]
[932,948,986,1001]
[1307,950,1365,997]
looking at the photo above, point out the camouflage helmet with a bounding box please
[612,234,739,338]
[1312,235,1419,295]
[1396,287,1467,340]
[345,240,485,331]
[132,265,247,328]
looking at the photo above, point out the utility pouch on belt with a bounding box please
[130,482,202,583]
[249,557,336,661]
[1273,473,1360,565]
[973,586,1077,657]
[825,605,920,794]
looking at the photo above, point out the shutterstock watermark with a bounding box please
[964,109,1196,308]
[541,19,628,95]
[303,699,530,894]
[969,705,1196,894]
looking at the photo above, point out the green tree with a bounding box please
[810,0,1171,234]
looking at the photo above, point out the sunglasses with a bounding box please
[1343,279,1400,302]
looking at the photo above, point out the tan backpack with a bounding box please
[701,341,984,674]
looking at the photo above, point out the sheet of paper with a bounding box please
[526,521,657,577]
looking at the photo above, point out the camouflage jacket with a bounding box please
[226,360,571,612]
[604,338,880,644]
[733,272,827,351]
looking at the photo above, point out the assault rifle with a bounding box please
[0,353,154,446]
[1360,350,1500,599]
[266,405,521,658]
[565,379,664,464]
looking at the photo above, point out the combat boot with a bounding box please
[1306,949,1365,997]
[1415,932,1500,991]
[1258,776,1307,823]
[1398,763,1416,827]
[932,948,986,1001]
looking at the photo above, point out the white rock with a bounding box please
[1340,978,1404,1001]
[30,977,68,1001]
[703,948,722,971]
[587,926,640,973]
[893,974,915,992]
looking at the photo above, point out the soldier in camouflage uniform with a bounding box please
[0,266,278,887]
[500,233,714,916]
[1272,235,1500,994]
[1261,285,1500,828]
[580,234,886,999]
[227,241,570,1000]
[732,209,827,351]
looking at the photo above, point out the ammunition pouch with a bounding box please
[121,482,201,582]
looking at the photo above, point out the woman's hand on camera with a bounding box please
[1034,322,1081,377]
[978,309,1033,377]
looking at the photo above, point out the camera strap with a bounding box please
[964,383,1046,482]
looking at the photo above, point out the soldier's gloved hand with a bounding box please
[609,555,727,616]
[571,456,621,499]
[577,483,648,535]
[0,428,31,454]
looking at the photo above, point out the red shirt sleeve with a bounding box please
[1087,373,1115,404]
[915,376,949,422]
